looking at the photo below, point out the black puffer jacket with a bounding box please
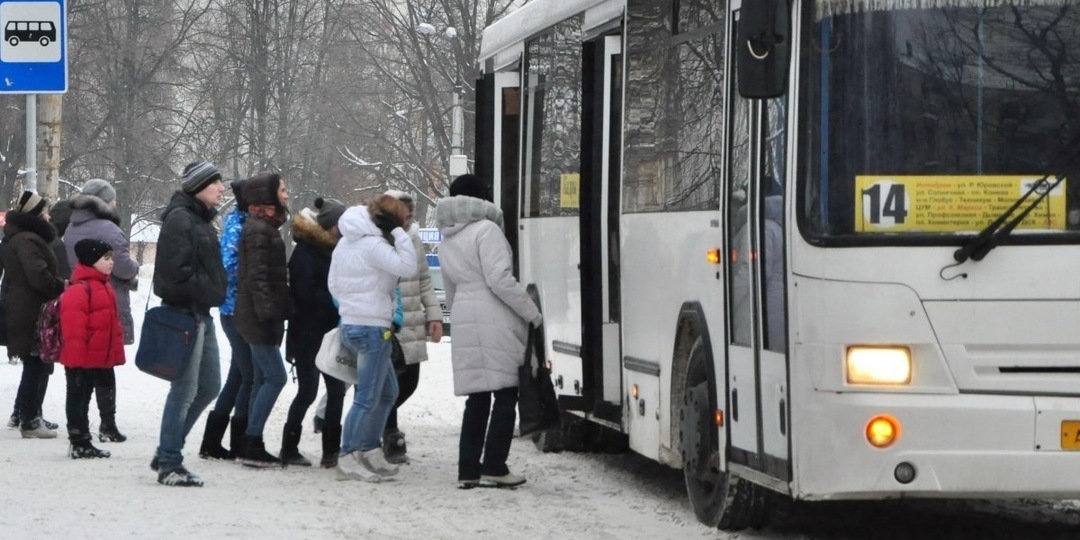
[285,211,339,363]
[152,190,227,314]
[234,175,290,345]
[0,212,65,358]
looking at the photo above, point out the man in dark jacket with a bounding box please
[150,161,227,487]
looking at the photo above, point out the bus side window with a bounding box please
[29,22,38,31]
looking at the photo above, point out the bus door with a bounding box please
[724,9,790,482]
[578,34,624,420]
[478,70,522,270]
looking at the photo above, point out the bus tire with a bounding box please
[680,336,768,531]
[39,36,49,46]
[8,37,18,47]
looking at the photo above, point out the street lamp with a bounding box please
[415,22,467,177]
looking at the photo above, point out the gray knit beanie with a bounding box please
[314,197,347,230]
[180,162,222,194]
[81,178,116,203]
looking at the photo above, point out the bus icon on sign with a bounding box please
[5,20,55,46]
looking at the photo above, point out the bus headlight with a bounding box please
[846,346,912,385]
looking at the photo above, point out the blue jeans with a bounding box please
[246,343,286,437]
[156,314,221,472]
[340,325,398,454]
[212,315,253,418]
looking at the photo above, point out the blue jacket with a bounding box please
[218,208,247,316]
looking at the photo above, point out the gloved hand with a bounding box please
[373,211,402,235]
[128,276,139,291]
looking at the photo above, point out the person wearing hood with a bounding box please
[380,189,444,465]
[435,174,542,489]
[282,196,347,467]
[63,178,141,443]
[1,191,66,439]
[150,161,228,487]
[198,179,254,462]
[327,194,416,482]
[234,172,291,468]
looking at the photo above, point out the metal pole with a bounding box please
[25,94,37,192]
[452,82,463,155]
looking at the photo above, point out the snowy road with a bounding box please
[1,268,1079,538]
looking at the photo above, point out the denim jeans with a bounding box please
[340,325,398,454]
[212,315,253,418]
[246,343,286,437]
[156,314,221,472]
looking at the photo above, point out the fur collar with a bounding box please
[291,210,339,253]
[3,211,57,244]
[69,194,121,225]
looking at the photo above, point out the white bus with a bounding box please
[473,0,1080,531]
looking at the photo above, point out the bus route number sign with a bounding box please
[854,175,1066,233]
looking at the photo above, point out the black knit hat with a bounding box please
[230,179,248,211]
[314,197,346,230]
[75,239,112,267]
[448,174,489,201]
[180,161,222,194]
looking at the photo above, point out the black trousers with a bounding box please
[92,367,117,421]
[385,362,420,433]
[285,356,347,432]
[458,386,518,481]
[16,356,53,429]
[65,367,108,442]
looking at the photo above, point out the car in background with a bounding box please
[429,265,450,335]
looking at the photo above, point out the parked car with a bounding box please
[429,266,451,335]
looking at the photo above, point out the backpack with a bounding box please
[38,281,90,363]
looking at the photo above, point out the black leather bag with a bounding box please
[518,324,560,437]
[135,305,202,381]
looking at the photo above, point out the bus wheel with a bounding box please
[680,337,768,531]
[8,37,18,46]
[39,37,50,46]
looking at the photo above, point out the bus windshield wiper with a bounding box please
[953,142,1080,264]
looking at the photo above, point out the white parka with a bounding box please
[435,196,541,396]
[328,206,416,328]
[397,223,442,364]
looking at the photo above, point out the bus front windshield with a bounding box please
[798,0,1080,244]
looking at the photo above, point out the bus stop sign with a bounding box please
[0,0,66,93]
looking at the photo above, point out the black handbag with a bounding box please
[135,305,202,381]
[518,324,560,437]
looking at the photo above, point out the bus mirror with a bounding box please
[737,0,792,99]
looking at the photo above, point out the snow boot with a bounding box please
[6,411,17,429]
[98,416,127,443]
[230,415,248,458]
[158,466,203,487]
[279,427,312,467]
[241,435,281,468]
[198,410,232,460]
[20,418,57,439]
[313,414,324,434]
[320,423,341,468]
[68,430,110,459]
[383,428,408,465]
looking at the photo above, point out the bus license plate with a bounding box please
[1061,421,1080,450]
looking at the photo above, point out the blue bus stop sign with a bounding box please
[0,0,66,93]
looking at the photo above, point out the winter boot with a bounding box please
[229,416,248,458]
[279,427,312,467]
[241,435,281,469]
[313,414,324,434]
[6,410,17,429]
[20,418,57,439]
[360,448,399,476]
[320,423,342,468]
[158,466,203,487]
[198,410,232,460]
[68,430,110,459]
[383,428,408,465]
[98,416,127,443]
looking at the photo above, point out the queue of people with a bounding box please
[2,165,541,490]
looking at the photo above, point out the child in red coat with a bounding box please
[61,239,126,459]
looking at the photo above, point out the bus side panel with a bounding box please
[621,211,726,461]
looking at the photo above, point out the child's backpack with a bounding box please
[38,281,90,363]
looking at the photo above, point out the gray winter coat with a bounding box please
[64,194,141,344]
[397,223,442,365]
[435,196,541,396]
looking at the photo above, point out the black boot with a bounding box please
[280,427,312,467]
[241,435,280,468]
[320,423,341,468]
[69,430,110,459]
[383,428,408,465]
[99,415,127,443]
[199,410,232,460]
[230,416,248,458]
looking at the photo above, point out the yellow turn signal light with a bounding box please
[866,414,901,448]
[631,384,639,399]
[706,249,721,264]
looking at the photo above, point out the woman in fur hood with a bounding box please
[282,197,347,467]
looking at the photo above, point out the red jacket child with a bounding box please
[59,253,126,368]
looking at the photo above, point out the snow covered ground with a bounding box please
[4,265,1080,539]
[0,266,716,539]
